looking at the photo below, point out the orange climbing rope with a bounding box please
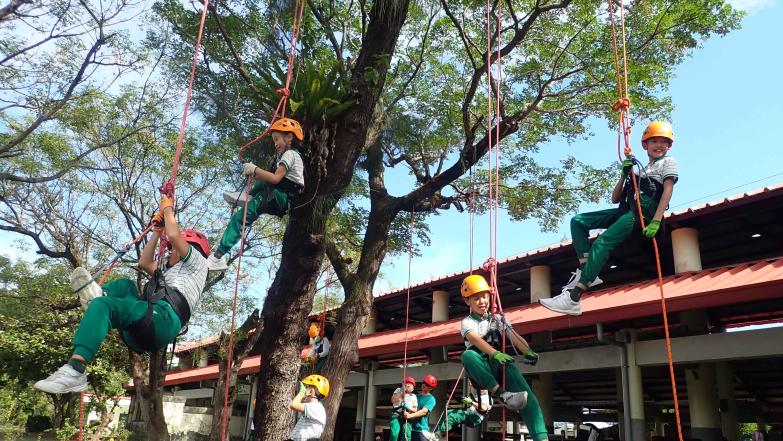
[607,1,685,440]
[220,0,307,439]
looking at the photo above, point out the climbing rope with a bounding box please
[399,209,415,441]
[220,0,307,439]
[607,0,685,440]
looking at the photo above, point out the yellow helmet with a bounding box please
[641,121,674,143]
[461,275,491,298]
[302,374,330,397]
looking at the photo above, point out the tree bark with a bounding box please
[129,350,170,440]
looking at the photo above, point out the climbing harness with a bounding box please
[607,0,685,439]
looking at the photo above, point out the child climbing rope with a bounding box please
[287,374,330,441]
[433,388,492,439]
[301,322,334,375]
[207,117,306,272]
[390,376,418,441]
[34,195,209,394]
[459,274,548,441]
[540,121,678,316]
[405,374,438,441]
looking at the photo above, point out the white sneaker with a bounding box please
[34,364,88,394]
[497,390,528,410]
[563,268,603,290]
[223,190,250,206]
[207,253,228,272]
[69,267,103,310]
[540,291,582,316]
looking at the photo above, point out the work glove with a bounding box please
[242,162,258,177]
[151,213,165,233]
[621,157,634,177]
[643,219,661,238]
[521,349,539,366]
[462,396,474,406]
[298,382,306,396]
[160,195,174,213]
[491,351,514,364]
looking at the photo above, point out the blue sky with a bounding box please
[376,0,783,292]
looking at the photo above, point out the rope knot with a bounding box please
[482,258,497,272]
[159,181,175,197]
[612,98,631,112]
[276,87,290,97]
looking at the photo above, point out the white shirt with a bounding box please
[278,150,304,187]
[306,337,330,359]
[290,401,326,441]
[392,388,418,411]
[163,245,208,313]
[640,156,678,185]
[460,313,511,349]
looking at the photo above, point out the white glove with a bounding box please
[69,267,103,310]
[242,162,258,177]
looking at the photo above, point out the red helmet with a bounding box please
[182,229,210,257]
[423,374,438,388]
[404,377,416,386]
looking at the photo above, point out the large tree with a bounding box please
[154,0,740,439]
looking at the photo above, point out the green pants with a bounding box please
[72,279,181,361]
[389,413,412,441]
[461,350,547,441]
[571,196,656,286]
[216,181,289,256]
[437,409,483,433]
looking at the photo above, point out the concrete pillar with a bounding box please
[363,308,377,335]
[532,374,554,434]
[672,227,702,273]
[530,265,551,302]
[355,388,365,434]
[616,369,626,441]
[197,351,208,368]
[654,414,665,436]
[686,363,722,441]
[432,290,449,323]
[626,330,646,441]
[363,363,378,441]
[716,362,738,441]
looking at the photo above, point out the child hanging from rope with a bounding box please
[459,274,548,441]
[207,118,305,272]
[390,376,418,441]
[433,387,492,440]
[287,374,330,441]
[34,195,209,394]
[301,322,334,375]
[540,121,678,316]
[405,374,438,441]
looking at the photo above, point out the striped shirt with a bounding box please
[290,401,326,441]
[640,156,678,185]
[460,313,512,349]
[278,149,304,187]
[164,245,208,313]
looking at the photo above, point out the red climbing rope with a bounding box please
[608,0,684,440]
[220,0,307,439]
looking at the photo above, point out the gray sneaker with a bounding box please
[497,390,528,410]
[207,253,228,272]
[34,364,88,394]
[563,268,603,291]
[539,291,582,316]
[223,190,250,206]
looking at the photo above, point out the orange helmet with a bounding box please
[270,117,304,141]
[308,323,319,339]
[461,275,491,298]
[641,121,674,143]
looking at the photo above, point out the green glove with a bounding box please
[298,382,306,395]
[522,349,539,366]
[621,157,634,176]
[491,351,514,364]
[643,219,661,238]
[462,396,474,406]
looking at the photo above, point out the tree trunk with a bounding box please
[51,393,78,429]
[129,350,170,440]
[252,0,410,438]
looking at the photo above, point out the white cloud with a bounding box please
[727,0,776,14]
